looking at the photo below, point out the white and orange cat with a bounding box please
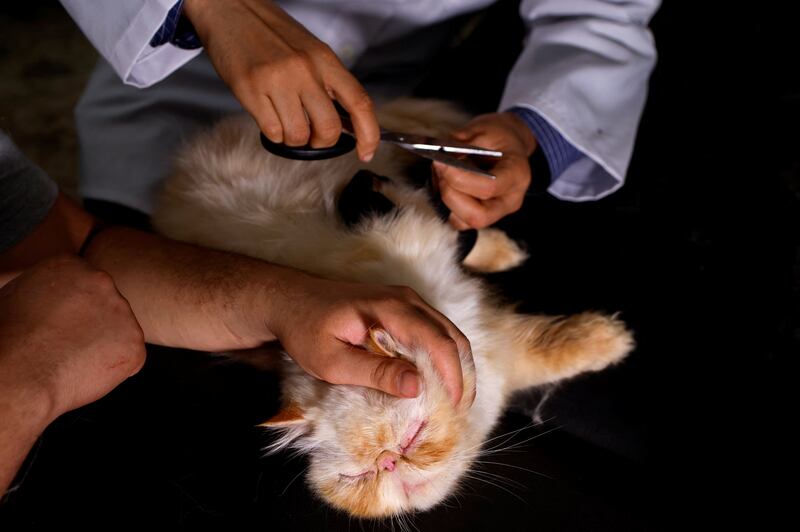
[152,99,634,518]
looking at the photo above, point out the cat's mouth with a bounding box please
[401,479,428,498]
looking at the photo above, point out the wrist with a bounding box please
[0,380,54,438]
[502,111,538,157]
[0,385,51,495]
[244,263,317,346]
[181,0,212,39]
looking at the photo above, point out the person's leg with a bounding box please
[75,54,242,220]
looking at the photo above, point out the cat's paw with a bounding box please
[571,312,634,371]
[462,228,528,273]
[543,312,634,377]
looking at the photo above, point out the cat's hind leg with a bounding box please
[462,228,528,273]
[496,311,634,393]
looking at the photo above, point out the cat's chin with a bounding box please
[369,468,467,518]
[311,458,467,518]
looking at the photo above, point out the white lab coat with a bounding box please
[61,0,659,201]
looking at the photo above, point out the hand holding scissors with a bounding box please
[260,102,503,178]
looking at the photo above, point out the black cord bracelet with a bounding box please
[78,222,112,257]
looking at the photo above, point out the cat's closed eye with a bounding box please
[399,420,426,455]
[338,470,375,483]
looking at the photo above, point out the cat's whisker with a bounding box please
[452,416,557,460]
[465,468,529,490]
[460,472,528,505]
[478,416,558,454]
[461,420,539,454]
[465,466,529,491]
[471,459,554,480]
[280,463,311,496]
[476,424,564,457]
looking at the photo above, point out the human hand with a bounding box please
[269,275,472,406]
[0,255,146,426]
[433,112,537,230]
[183,0,380,161]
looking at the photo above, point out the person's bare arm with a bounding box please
[0,255,146,496]
[1,194,470,404]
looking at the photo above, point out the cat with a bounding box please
[152,99,634,519]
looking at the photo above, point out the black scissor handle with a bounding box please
[259,131,356,160]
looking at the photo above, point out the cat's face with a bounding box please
[264,329,477,518]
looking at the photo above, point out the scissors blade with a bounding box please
[332,102,499,177]
[380,132,503,158]
[401,146,497,179]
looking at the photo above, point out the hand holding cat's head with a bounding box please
[261,328,477,517]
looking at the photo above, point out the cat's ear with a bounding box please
[258,402,306,428]
[367,328,399,357]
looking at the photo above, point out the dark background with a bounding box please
[1,1,797,530]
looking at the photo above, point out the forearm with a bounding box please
[0,390,49,497]
[82,226,310,351]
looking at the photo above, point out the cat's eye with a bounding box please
[400,420,427,455]
[338,470,375,483]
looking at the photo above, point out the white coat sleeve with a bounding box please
[59,0,202,88]
[499,0,660,201]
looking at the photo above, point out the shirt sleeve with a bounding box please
[500,0,660,201]
[149,0,202,50]
[59,0,203,88]
[0,133,58,253]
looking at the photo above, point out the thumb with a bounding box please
[451,123,484,143]
[328,345,421,398]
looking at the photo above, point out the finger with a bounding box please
[410,303,474,390]
[449,213,470,231]
[236,90,285,144]
[378,308,465,406]
[451,127,478,143]
[326,71,380,161]
[270,92,310,146]
[450,120,489,143]
[255,96,285,143]
[430,167,441,193]
[438,179,498,229]
[300,89,343,148]
[433,161,509,201]
[322,343,421,398]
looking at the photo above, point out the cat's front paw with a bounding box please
[462,228,528,273]
[562,312,635,373]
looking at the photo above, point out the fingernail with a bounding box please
[361,151,374,163]
[397,370,420,398]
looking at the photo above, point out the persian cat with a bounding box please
[152,99,634,518]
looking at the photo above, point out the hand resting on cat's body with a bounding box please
[152,99,634,518]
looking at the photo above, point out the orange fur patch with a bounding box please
[319,476,385,518]
[462,228,527,273]
[258,402,305,427]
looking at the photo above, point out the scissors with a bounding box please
[260,103,503,179]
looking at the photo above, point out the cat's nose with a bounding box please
[377,451,399,472]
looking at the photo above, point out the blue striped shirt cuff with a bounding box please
[150,0,202,50]
[508,107,584,180]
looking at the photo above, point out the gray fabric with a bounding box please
[75,54,242,215]
[0,132,58,253]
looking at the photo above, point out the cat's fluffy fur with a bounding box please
[152,99,634,518]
